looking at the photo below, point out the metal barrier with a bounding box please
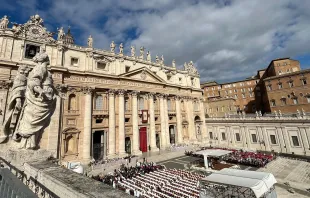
[0,157,59,198]
[0,168,37,198]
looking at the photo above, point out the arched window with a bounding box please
[95,95,103,110]
[139,97,144,110]
[68,94,76,110]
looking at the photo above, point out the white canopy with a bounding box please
[202,168,277,198]
[195,149,233,157]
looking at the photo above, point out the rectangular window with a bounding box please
[281,98,287,105]
[24,44,40,59]
[278,83,283,89]
[234,94,238,99]
[291,136,300,146]
[209,132,213,139]
[270,135,277,144]
[267,85,272,91]
[302,79,307,85]
[71,57,79,66]
[307,97,310,103]
[271,100,276,107]
[242,93,245,98]
[293,98,298,105]
[221,133,226,140]
[179,78,182,84]
[235,133,241,141]
[289,81,294,87]
[125,66,130,72]
[251,134,257,143]
[97,62,107,70]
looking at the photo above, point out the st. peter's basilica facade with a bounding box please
[0,14,205,162]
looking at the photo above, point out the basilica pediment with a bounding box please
[119,67,165,83]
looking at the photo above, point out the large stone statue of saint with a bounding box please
[2,65,30,138]
[0,46,56,149]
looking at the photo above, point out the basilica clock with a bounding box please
[27,25,44,38]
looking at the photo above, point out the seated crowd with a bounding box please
[185,147,274,168]
[90,155,138,170]
[93,161,204,198]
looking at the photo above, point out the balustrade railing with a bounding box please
[206,111,310,120]
[0,157,59,198]
[93,109,109,115]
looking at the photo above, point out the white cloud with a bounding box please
[7,0,310,82]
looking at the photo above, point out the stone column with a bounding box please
[186,97,196,142]
[118,89,126,157]
[148,93,159,151]
[175,96,183,144]
[56,45,64,66]
[164,95,170,147]
[199,98,207,142]
[82,87,93,161]
[131,91,142,155]
[158,94,166,149]
[108,89,116,157]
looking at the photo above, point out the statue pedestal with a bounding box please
[0,146,54,169]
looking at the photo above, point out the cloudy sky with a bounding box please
[1,0,310,83]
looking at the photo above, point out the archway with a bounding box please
[194,116,202,140]
[93,131,105,160]
[125,137,131,154]
[169,125,176,144]
[156,134,160,149]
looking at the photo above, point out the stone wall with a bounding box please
[205,116,310,156]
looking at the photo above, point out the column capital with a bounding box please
[173,95,181,101]
[147,92,156,98]
[155,93,164,99]
[81,86,94,95]
[108,89,117,96]
[129,90,139,97]
[117,89,126,96]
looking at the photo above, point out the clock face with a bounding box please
[28,25,43,38]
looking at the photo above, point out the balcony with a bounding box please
[93,109,109,116]
[168,109,176,115]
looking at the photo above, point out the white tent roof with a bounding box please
[202,168,277,198]
[195,149,233,157]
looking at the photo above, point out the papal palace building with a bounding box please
[202,57,310,117]
[0,15,206,161]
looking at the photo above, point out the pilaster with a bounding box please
[158,94,166,149]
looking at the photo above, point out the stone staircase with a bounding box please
[258,157,310,191]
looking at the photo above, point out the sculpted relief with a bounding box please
[0,46,57,149]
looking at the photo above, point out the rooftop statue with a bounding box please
[0,46,57,149]
[88,35,93,48]
[0,15,9,29]
[140,46,144,59]
[155,55,159,63]
[172,59,176,68]
[161,55,164,65]
[119,43,124,55]
[57,27,65,40]
[110,41,116,53]
[146,51,151,62]
[131,46,135,57]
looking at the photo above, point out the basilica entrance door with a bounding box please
[93,131,104,160]
[139,127,147,152]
